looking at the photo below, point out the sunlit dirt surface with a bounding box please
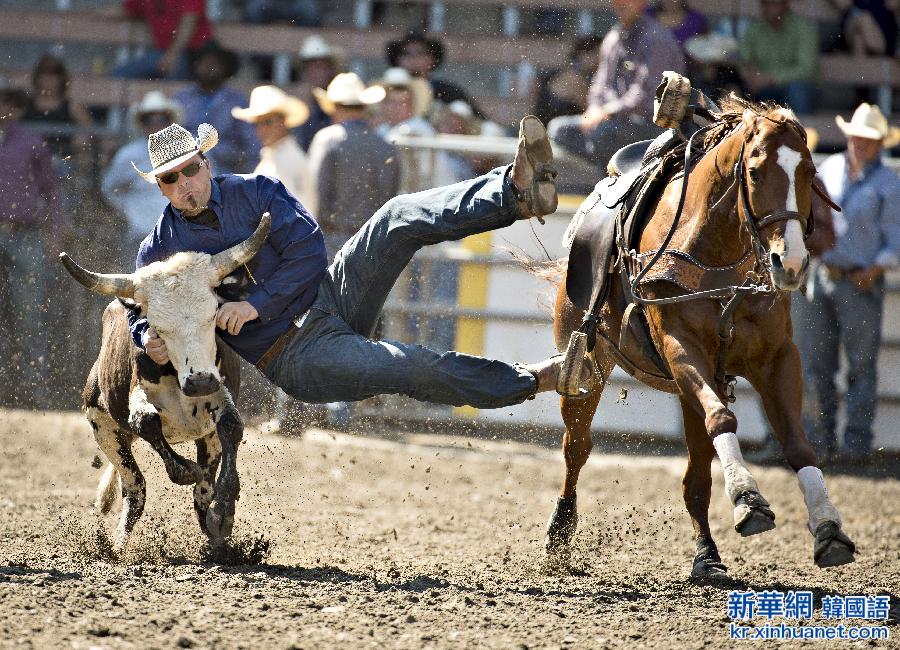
[0,409,897,648]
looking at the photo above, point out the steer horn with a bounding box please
[59,253,136,297]
[210,211,272,280]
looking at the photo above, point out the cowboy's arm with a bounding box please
[244,178,327,322]
[127,239,161,350]
[873,172,900,269]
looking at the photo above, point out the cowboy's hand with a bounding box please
[144,328,170,365]
[216,301,259,336]
[580,105,608,133]
[850,266,883,292]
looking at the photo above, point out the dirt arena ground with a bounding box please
[0,409,897,649]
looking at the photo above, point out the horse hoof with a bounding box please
[545,495,578,553]
[734,491,776,537]
[691,558,729,583]
[206,500,235,541]
[167,459,204,486]
[814,521,856,568]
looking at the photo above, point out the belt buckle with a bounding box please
[292,309,310,330]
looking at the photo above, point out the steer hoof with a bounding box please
[734,490,776,537]
[166,458,205,486]
[545,495,578,554]
[814,521,856,568]
[206,500,235,541]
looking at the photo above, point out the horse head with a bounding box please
[734,105,816,291]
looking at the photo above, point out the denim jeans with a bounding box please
[0,226,49,406]
[266,167,537,407]
[792,264,884,455]
[548,114,662,169]
[112,49,192,81]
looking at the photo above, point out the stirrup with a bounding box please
[557,331,600,398]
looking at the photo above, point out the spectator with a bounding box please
[101,91,183,267]
[0,82,64,408]
[433,100,478,185]
[532,36,603,127]
[22,54,93,165]
[374,67,437,193]
[292,36,343,151]
[174,42,258,175]
[738,0,818,114]
[307,73,398,254]
[548,0,685,169]
[232,85,313,207]
[648,0,708,46]
[386,31,486,120]
[242,0,321,26]
[793,103,900,466]
[106,0,212,80]
[828,0,898,56]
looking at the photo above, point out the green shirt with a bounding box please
[739,13,819,85]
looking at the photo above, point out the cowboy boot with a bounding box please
[510,115,558,221]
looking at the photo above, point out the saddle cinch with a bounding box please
[563,79,726,388]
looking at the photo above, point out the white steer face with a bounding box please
[133,253,224,397]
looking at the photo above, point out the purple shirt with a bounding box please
[588,14,686,121]
[0,122,63,229]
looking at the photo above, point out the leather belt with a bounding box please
[255,311,308,373]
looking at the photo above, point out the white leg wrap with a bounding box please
[713,432,760,504]
[797,466,841,534]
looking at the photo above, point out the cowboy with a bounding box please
[307,72,398,252]
[126,115,592,413]
[101,91,184,262]
[232,85,312,207]
[793,102,900,466]
[293,35,344,150]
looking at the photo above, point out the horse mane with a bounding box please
[701,94,802,152]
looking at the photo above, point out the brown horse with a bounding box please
[548,99,856,579]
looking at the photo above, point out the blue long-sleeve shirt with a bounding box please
[819,153,900,270]
[127,174,327,365]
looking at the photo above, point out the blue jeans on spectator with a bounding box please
[792,264,883,457]
[112,49,192,80]
[0,226,49,406]
[548,114,661,169]
[755,82,815,115]
[265,167,537,407]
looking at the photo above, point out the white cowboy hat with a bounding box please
[132,122,218,183]
[835,102,900,147]
[375,67,433,118]
[130,90,182,127]
[298,35,344,62]
[312,72,385,115]
[231,85,309,128]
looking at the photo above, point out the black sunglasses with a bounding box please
[159,160,206,185]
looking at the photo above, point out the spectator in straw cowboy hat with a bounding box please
[123,115,594,415]
[232,85,313,207]
[793,102,900,466]
[102,91,184,263]
[293,36,344,151]
[307,73,398,252]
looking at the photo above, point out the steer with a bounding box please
[60,213,271,554]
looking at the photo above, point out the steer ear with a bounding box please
[59,253,136,297]
[210,212,271,281]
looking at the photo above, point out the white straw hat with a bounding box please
[835,102,900,147]
[231,85,309,127]
[130,90,182,127]
[298,35,344,62]
[312,72,386,115]
[375,67,433,117]
[132,122,218,183]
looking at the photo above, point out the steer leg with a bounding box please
[87,408,145,555]
[207,389,242,540]
[129,386,203,485]
[194,432,222,538]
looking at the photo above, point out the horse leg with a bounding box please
[668,339,776,537]
[748,342,855,568]
[680,397,727,580]
[193,431,222,539]
[545,354,612,553]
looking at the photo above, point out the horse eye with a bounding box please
[749,168,761,183]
